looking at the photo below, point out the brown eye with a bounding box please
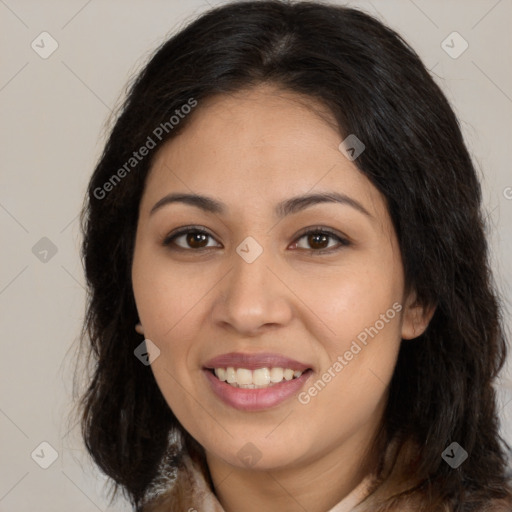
[163,226,350,255]
[184,231,209,249]
[292,228,351,254]
[306,232,330,250]
[163,227,220,250]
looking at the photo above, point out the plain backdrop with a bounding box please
[1,0,511,510]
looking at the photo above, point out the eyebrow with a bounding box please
[149,191,372,219]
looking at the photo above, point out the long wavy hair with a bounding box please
[72,1,512,510]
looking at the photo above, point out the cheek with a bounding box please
[296,256,403,351]
[131,253,220,420]
[298,304,401,448]
[132,248,208,341]
[296,252,403,407]
[132,256,206,417]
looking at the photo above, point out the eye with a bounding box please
[162,225,351,254]
[291,226,351,254]
[162,226,220,250]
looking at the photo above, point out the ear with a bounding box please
[135,322,145,335]
[401,289,436,340]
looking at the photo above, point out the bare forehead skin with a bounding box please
[140,84,389,238]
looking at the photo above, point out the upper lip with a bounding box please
[203,352,312,371]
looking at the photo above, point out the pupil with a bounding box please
[309,233,328,249]
[188,232,207,248]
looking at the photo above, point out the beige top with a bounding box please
[327,475,372,512]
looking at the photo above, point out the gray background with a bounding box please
[1,0,511,510]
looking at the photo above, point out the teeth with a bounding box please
[213,367,305,388]
[216,368,227,382]
[236,368,253,385]
[253,368,270,386]
[284,369,294,381]
[269,367,284,383]
[226,367,236,383]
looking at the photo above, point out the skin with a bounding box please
[131,84,434,512]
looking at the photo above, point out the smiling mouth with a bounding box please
[208,367,312,389]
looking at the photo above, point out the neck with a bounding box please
[205,418,382,512]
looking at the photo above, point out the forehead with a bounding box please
[141,85,387,224]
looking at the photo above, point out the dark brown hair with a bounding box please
[72,1,512,510]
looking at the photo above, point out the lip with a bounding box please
[204,367,313,411]
[202,351,313,412]
[203,352,312,372]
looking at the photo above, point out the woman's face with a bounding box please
[131,85,422,473]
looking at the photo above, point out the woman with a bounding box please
[74,1,512,510]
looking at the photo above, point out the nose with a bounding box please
[211,245,293,336]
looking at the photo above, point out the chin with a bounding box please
[203,433,314,471]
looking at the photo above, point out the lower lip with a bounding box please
[203,369,312,411]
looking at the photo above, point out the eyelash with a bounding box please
[161,225,351,255]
